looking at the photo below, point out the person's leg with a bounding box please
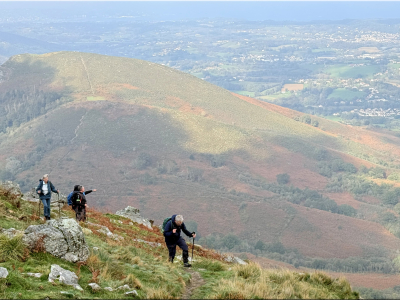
[46,198,51,219]
[176,237,190,266]
[42,198,49,219]
[167,244,177,262]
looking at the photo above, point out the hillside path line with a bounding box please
[182,269,206,299]
[80,55,94,95]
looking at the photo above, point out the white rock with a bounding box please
[224,255,247,265]
[117,284,130,290]
[125,290,138,296]
[104,287,113,292]
[0,267,8,278]
[88,283,101,291]
[48,264,82,290]
[23,272,42,278]
[133,238,161,248]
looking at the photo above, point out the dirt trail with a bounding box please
[182,269,206,299]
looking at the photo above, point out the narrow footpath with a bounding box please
[182,269,206,299]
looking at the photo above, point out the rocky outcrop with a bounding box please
[48,264,82,290]
[0,227,23,239]
[23,218,89,262]
[0,181,22,197]
[224,255,247,265]
[115,206,152,229]
[22,187,67,206]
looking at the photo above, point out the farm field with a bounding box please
[328,88,366,100]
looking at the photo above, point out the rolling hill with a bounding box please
[1,52,400,282]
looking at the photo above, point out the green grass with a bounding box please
[232,90,255,97]
[0,183,361,299]
[328,88,366,100]
[87,96,106,101]
[325,64,379,79]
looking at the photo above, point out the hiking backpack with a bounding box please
[67,192,74,206]
[161,217,172,233]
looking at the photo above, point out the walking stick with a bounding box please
[58,192,61,219]
[38,200,41,218]
[192,232,195,263]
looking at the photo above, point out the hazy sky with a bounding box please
[1,1,400,22]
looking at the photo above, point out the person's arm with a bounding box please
[181,223,194,237]
[36,182,42,194]
[85,190,93,195]
[163,221,175,237]
[50,182,58,193]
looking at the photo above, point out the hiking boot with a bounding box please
[169,257,174,263]
[184,263,192,268]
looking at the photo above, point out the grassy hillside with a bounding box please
[1,52,400,286]
[0,183,360,299]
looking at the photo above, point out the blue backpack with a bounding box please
[67,192,74,206]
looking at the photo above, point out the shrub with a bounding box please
[276,173,290,184]
[0,234,27,262]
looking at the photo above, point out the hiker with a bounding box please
[71,185,96,222]
[163,214,196,267]
[36,174,59,220]
[68,185,96,209]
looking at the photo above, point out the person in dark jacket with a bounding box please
[71,185,96,221]
[36,174,59,221]
[163,214,196,267]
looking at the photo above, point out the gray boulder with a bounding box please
[104,287,114,292]
[0,267,8,278]
[117,284,130,290]
[48,264,82,290]
[115,206,152,229]
[23,218,89,262]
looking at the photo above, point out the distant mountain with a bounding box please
[1,52,400,269]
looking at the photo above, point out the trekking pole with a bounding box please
[192,232,195,263]
[58,192,61,219]
[38,200,41,218]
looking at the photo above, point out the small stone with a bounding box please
[92,247,99,252]
[88,283,101,291]
[104,287,113,292]
[117,284,130,290]
[74,284,83,291]
[23,272,42,278]
[129,222,133,225]
[48,264,81,291]
[125,290,138,296]
[0,267,8,278]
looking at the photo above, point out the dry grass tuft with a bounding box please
[123,274,142,290]
[210,263,359,299]
[145,287,177,299]
[0,234,28,262]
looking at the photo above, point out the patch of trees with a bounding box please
[295,114,319,127]
[238,173,357,217]
[0,89,69,132]
[326,174,400,207]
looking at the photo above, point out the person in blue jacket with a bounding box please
[36,174,59,220]
[163,214,196,267]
